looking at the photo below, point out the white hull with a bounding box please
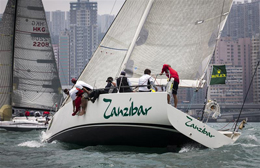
[45,92,241,148]
[45,92,197,147]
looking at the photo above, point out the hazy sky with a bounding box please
[0,0,125,15]
[0,0,248,15]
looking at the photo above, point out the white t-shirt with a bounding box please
[69,88,78,101]
[75,81,93,90]
[138,74,155,91]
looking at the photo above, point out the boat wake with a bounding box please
[247,135,258,142]
[178,145,202,153]
[17,131,53,148]
[17,140,45,148]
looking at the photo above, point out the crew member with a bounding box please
[116,71,133,93]
[64,88,86,116]
[160,64,179,107]
[138,69,158,92]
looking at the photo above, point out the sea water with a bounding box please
[0,122,259,168]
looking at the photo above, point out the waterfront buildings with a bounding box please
[45,11,51,34]
[53,44,59,65]
[52,11,66,37]
[69,0,98,79]
[251,34,260,103]
[59,30,70,86]
[222,0,260,39]
[212,37,252,104]
[0,14,3,25]
[97,14,114,42]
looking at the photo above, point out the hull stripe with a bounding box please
[47,123,179,142]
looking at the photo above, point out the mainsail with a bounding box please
[0,0,63,115]
[0,0,15,117]
[78,0,233,89]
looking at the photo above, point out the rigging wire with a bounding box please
[200,0,226,122]
[233,61,260,133]
[102,0,118,38]
[109,0,118,15]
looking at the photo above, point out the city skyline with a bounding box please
[0,0,125,15]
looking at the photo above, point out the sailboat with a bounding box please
[0,0,63,131]
[44,0,243,149]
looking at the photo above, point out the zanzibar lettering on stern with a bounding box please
[185,116,215,138]
[103,98,152,119]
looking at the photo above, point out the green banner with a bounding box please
[210,65,226,85]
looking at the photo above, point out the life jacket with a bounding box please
[104,82,117,93]
[116,77,132,93]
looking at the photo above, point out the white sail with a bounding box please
[0,0,15,110]
[12,0,63,110]
[78,0,150,88]
[77,0,232,89]
[0,0,63,112]
[127,0,232,80]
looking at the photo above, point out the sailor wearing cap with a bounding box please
[116,71,133,93]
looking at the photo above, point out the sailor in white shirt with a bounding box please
[71,78,93,95]
[138,69,158,92]
[71,78,93,116]
[68,87,78,101]
[63,88,86,116]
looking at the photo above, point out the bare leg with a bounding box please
[173,94,178,108]
[167,94,170,104]
[79,97,87,116]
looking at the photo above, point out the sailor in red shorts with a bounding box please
[64,88,85,116]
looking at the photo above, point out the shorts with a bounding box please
[172,81,179,95]
[83,92,90,99]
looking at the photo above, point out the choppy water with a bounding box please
[0,122,260,168]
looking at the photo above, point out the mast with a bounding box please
[11,0,18,108]
[117,0,154,76]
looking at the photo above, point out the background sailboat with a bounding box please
[0,0,63,122]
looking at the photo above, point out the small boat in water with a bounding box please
[0,116,48,131]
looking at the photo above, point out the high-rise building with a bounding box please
[65,11,70,30]
[222,1,260,39]
[0,14,3,25]
[69,0,98,79]
[52,11,66,37]
[52,44,59,65]
[211,37,252,103]
[59,30,70,86]
[251,34,260,103]
[45,11,52,33]
[97,14,114,42]
[98,14,114,33]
